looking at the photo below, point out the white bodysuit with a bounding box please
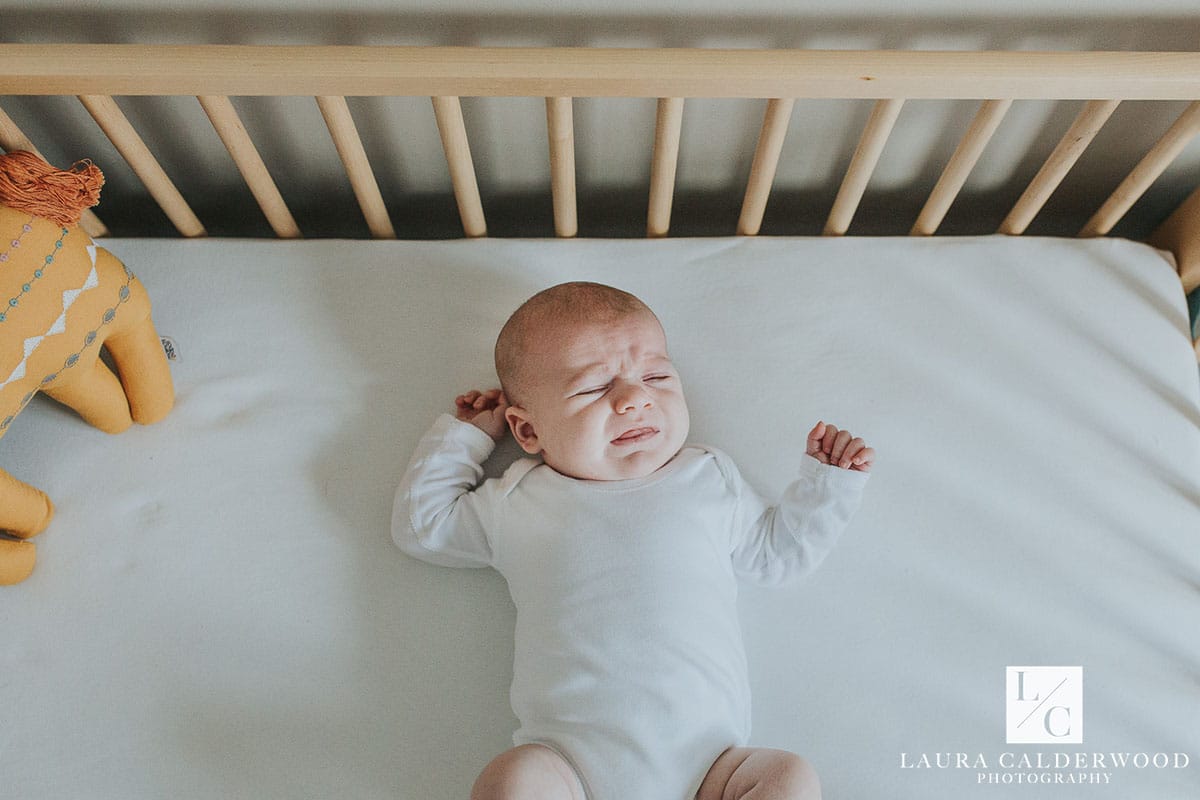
[392,414,869,800]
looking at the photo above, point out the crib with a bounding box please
[2,45,1199,800]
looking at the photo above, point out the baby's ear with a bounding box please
[505,406,541,455]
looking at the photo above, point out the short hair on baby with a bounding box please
[495,281,655,407]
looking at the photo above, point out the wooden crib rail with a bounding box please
[3,45,1200,253]
[4,46,1200,99]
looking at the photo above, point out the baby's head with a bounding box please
[496,281,690,481]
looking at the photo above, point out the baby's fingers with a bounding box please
[835,438,867,469]
[847,445,876,472]
[819,424,840,458]
[454,391,480,419]
[474,388,506,410]
[806,421,828,457]
[830,429,854,464]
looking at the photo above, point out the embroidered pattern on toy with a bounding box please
[0,265,97,392]
[0,214,35,266]
[1,225,70,324]
[0,242,134,433]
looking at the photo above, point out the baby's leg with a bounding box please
[696,747,821,800]
[471,743,586,800]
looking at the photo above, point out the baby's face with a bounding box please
[505,311,690,481]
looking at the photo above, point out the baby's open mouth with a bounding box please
[611,427,658,445]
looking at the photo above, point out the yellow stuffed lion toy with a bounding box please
[0,150,174,585]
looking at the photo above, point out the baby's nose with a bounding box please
[613,381,653,412]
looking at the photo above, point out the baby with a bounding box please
[393,281,874,800]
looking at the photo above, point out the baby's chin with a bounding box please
[558,443,681,481]
[602,452,675,481]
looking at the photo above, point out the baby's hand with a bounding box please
[807,421,875,472]
[455,388,510,442]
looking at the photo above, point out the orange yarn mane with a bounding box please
[0,150,104,226]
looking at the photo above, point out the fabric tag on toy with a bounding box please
[160,336,180,362]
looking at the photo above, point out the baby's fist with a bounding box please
[456,389,510,442]
[807,420,874,472]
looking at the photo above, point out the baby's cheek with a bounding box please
[566,423,602,458]
[671,396,691,438]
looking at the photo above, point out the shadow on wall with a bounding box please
[2,10,1200,242]
[4,8,1199,50]
[86,186,1132,242]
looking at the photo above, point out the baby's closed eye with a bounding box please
[570,373,672,398]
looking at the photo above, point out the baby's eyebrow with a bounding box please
[565,355,673,387]
[566,362,609,387]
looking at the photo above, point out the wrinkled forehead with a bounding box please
[530,311,670,373]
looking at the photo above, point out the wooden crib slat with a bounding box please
[737,98,795,236]
[0,102,35,153]
[647,97,684,238]
[999,99,1120,235]
[546,96,577,238]
[824,98,905,236]
[198,95,301,239]
[910,98,1013,236]
[431,96,486,238]
[0,101,109,238]
[1079,100,1200,237]
[1149,183,1200,295]
[316,95,395,240]
[78,94,205,238]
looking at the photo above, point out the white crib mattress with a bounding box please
[3,235,1198,799]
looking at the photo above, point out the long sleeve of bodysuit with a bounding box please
[391,413,505,569]
[711,448,871,586]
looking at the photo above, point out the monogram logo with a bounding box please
[1006,666,1083,744]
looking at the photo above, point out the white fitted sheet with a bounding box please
[3,235,1199,799]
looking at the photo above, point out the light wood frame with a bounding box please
[1,45,1199,356]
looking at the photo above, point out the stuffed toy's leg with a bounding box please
[102,276,174,426]
[0,467,53,584]
[40,249,174,432]
[0,538,37,586]
[42,358,135,434]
